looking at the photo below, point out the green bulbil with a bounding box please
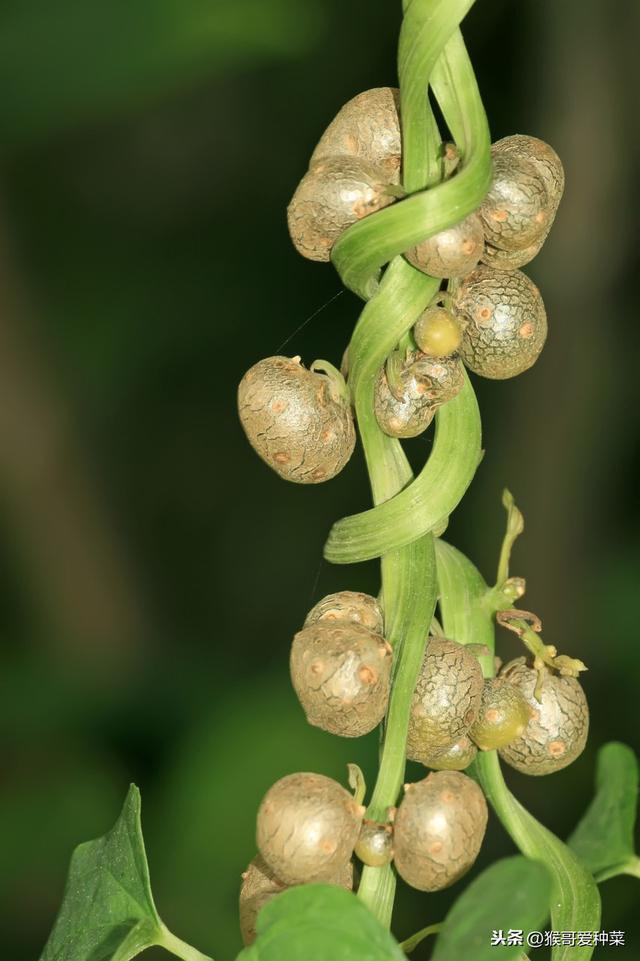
[469,678,532,750]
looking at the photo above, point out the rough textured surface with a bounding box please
[239,854,353,945]
[287,156,394,262]
[455,265,547,379]
[310,87,402,184]
[256,772,363,885]
[405,212,484,279]
[374,352,464,438]
[421,735,478,771]
[304,590,383,636]
[290,621,391,737]
[482,234,546,272]
[493,134,564,212]
[393,771,488,892]
[238,356,355,483]
[482,136,564,271]
[413,306,463,358]
[480,150,549,251]
[499,658,589,775]
[354,820,394,867]
[469,678,532,750]
[407,637,484,762]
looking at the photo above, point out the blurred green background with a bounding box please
[1,0,638,958]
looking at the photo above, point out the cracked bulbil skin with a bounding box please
[454,265,547,379]
[469,678,532,751]
[422,735,478,772]
[355,819,394,867]
[482,135,564,271]
[374,352,464,439]
[256,772,364,885]
[239,854,353,945]
[287,156,394,262]
[481,234,546,272]
[498,658,589,775]
[290,621,392,737]
[480,150,550,252]
[393,771,488,892]
[238,356,355,483]
[304,590,384,636]
[407,637,484,763]
[413,306,463,358]
[493,134,564,214]
[310,87,402,184]
[405,212,484,279]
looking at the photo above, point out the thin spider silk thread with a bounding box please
[275,289,344,352]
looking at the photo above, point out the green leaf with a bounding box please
[568,742,640,881]
[40,784,213,961]
[40,784,161,961]
[475,752,601,961]
[236,884,406,961]
[432,856,551,961]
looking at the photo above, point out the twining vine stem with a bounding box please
[330,0,490,925]
[325,2,602,953]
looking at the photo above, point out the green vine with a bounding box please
[331,0,490,924]
[37,3,640,961]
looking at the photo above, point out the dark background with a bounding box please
[1,1,638,958]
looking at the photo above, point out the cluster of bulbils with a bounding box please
[237,89,579,945]
[239,591,589,943]
[238,87,564,483]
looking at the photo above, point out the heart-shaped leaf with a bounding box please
[568,742,640,882]
[236,884,405,961]
[40,785,161,961]
[432,856,551,961]
[40,784,213,961]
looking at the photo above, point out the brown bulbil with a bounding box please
[304,590,384,636]
[310,87,402,183]
[480,150,550,251]
[405,212,484,279]
[355,819,394,867]
[498,658,589,775]
[290,621,392,737]
[454,265,547,379]
[493,135,564,214]
[374,352,464,438]
[238,356,355,483]
[482,136,564,271]
[239,854,353,945]
[407,637,484,763]
[422,735,478,772]
[482,235,545,272]
[469,678,532,751]
[413,306,463,358]
[256,772,363,885]
[287,156,394,262]
[393,771,488,891]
